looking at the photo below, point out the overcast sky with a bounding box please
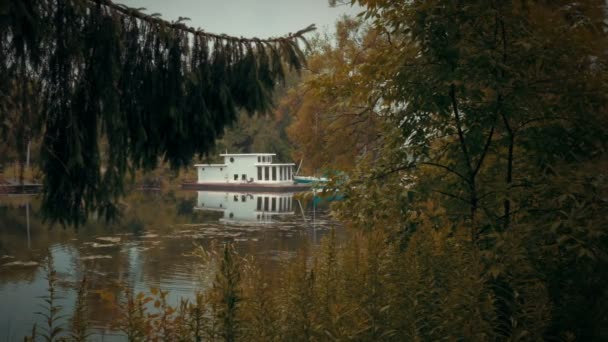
[118,0,361,39]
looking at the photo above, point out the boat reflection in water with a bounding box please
[194,191,295,224]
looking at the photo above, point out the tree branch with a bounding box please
[433,190,469,204]
[450,84,473,174]
[95,0,316,44]
[419,161,470,184]
[499,17,513,231]
[473,124,495,177]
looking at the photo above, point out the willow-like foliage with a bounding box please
[0,0,314,225]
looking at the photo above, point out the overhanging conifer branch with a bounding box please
[1,0,318,225]
[94,0,316,44]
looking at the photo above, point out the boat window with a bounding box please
[264,167,269,181]
[257,167,262,180]
[257,197,262,210]
[234,195,238,202]
[264,197,269,211]
[272,167,276,181]
[234,174,238,180]
[271,198,276,211]
[230,157,234,163]
[242,174,246,181]
[258,156,261,162]
[220,168,223,171]
[202,168,205,171]
[241,195,246,202]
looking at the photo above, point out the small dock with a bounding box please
[0,182,42,194]
[181,182,311,193]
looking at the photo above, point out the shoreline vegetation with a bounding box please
[24,225,521,341]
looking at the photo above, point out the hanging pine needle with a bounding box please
[0,0,316,226]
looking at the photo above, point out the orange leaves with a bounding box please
[95,289,116,303]
[282,17,385,175]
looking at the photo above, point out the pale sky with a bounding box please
[118,0,361,39]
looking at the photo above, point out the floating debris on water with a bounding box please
[2,260,39,267]
[80,255,112,261]
[91,242,116,248]
[97,236,121,243]
[140,233,159,239]
[1,255,15,260]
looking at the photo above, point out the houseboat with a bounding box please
[183,153,310,191]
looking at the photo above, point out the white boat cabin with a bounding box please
[195,153,295,184]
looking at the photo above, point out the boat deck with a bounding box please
[0,182,42,194]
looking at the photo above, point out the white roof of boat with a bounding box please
[219,153,276,156]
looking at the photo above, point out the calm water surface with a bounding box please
[0,190,339,341]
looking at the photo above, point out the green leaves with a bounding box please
[320,1,608,340]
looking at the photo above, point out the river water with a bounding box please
[0,190,337,341]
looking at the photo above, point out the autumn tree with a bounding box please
[282,17,384,175]
[322,0,608,339]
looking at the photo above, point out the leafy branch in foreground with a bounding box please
[326,1,608,340]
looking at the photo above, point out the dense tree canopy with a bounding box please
[283,17,383,175]
[289,0,608,340]
[0,0,314,225]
